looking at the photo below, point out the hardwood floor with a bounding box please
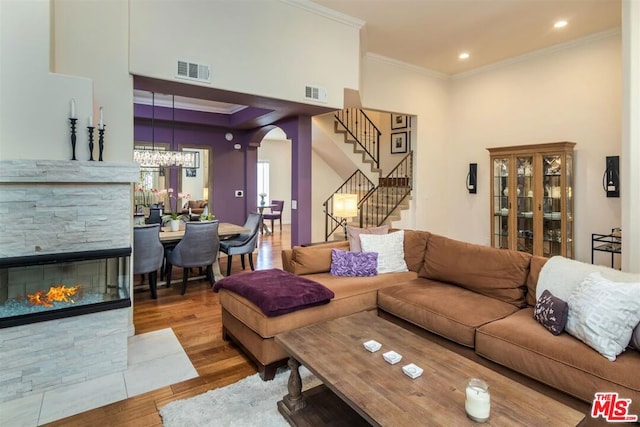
[44,226,292,427]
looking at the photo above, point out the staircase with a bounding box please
[324,109,413,241]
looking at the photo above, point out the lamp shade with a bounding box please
[333,193,358,218]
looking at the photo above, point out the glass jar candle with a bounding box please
[465,378,490,422]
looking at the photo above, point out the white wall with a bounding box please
[311,150,345,243]
[53,0,133,162]
[361,54,451,235]
[128,0,360,109]
[258,137,292,225]
[622,0,640,272]
[0,0,93,160]
[446,32,622,263]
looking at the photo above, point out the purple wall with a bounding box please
[134,105,315,245]
[134,119,252,226]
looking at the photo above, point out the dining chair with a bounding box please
[262,200,284,233]
[133,224,164,299]
[165,221,220,295]
[220,212,262,276]
[146,207,163,225]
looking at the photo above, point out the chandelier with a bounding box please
[133,92,199,169]
[133,149,198,168]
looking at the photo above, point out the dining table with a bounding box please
[155,221,250,283]
[158,222,249,243]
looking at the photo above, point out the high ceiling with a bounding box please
[135,0,622,120]
[312,0,621,75]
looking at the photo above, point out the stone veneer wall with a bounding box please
[0,308,129,402]
[0,160,139,258]
[0,159,139,403]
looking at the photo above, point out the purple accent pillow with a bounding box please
[212,268,334,317]
[330,249,378,277]
[533,289,568,335]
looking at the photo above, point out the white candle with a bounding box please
[465,382,490,422]
[70,99,76,118]
[88,115,93,127]
[99,106,104,129]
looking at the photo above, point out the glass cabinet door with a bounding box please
[542,155,562,257]
[493,158,509,249]
[515,156,534,254]
[565,153,574,258]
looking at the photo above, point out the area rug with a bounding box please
[160,366,318,427]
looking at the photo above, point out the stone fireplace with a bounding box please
[0,159,139,403]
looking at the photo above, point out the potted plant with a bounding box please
[163,212,185,231]
[200,213,216,222]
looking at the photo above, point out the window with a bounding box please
[257,161,269,204]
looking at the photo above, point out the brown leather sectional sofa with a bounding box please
[218,229,639,414]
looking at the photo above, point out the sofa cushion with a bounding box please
[330,249,378,277]
[476,308,640,411]
[377,279,519,347]
[631,325,640,351]
[218,270,417,339]
[290,242,350,275]
[533,289,568,335]
[212,269,334,317]
[359,230,408,274]
[419,234,530,307]
[402,230,430,273]
[346,224,388,252]
[566,272,640,361]
[526,256,548,306]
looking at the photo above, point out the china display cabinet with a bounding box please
[487,142,575,258]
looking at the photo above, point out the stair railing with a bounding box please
[334,108,381,169]
[323,170,375,241]
[357,152,413,228]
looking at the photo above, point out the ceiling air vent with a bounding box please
[176,60,211,83]
[304,85,327,103]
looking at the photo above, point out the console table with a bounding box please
[591,228,621,269]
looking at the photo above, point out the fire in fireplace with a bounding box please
[0,248,131,328]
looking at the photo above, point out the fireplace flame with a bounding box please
[26,284,83,307]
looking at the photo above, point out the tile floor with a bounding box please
[0,328,198,426]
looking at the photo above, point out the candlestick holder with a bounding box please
[98,126,105,161]
[87,126,95,161]
[69,118,78,160]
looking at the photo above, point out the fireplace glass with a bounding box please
[0,248,131,328]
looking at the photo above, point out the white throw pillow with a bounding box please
[566,272,640,361]
[359,230,408,274]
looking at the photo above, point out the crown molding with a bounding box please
[452,27,622,80]
[280,0,365,28]
[365,53,449,81]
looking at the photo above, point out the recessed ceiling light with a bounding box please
[459,52,470,60]
[554,20,568,29]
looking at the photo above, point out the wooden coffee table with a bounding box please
[275,311,585,426]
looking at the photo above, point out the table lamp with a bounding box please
[333,193,358,240]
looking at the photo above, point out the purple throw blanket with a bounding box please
[213,268,334,317]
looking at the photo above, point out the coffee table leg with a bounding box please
[282,357,306,413]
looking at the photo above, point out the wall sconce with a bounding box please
[603,156,619,197]
[466,163,477,194]
[333,193,359,240]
